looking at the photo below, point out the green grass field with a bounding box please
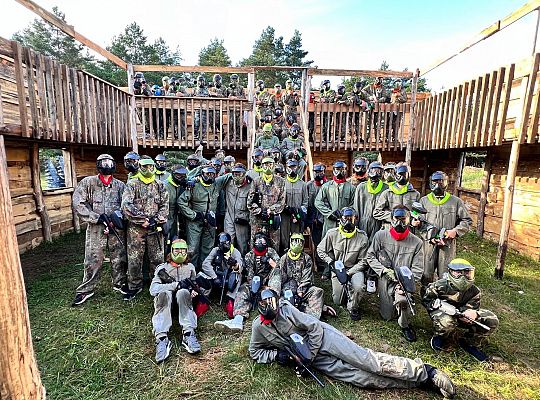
[461,166,483,190]
[21,232,540,400]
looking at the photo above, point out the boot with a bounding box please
[214,315,243,332]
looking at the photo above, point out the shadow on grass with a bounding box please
[21,231,540,400]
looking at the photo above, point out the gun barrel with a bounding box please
[285,347,325,388]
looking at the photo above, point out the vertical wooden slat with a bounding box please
[219,100,224,150]
[52,61,65,142]
[239,99,244,149]
[76,71,86,143]
[182,99,187,147]
[325,101,330,151]
[125,93,131,146]
[477,150,493,237]
[450,85,462,148]
[496,64,515,145]
[462,80,476,147]
[204,98,209,148]
[427,96,437,150]
[191,98,195,148]
[521,53,540,143]
[419,98,429,150]
[227,100,232,150]
[94,79,102,144]
[0,83,4,125]
[456,82,470,148]
[24,47,39,138]
[475,73,490,147]
[438,91,449,149]
[488,67,506,145]
[34,53,48,138]
[11,41,30,137]
[141,97,146,148]
[61,65,72,142]
[106,84,112,145]
[444,87,456,149]
[83,74,92,144]
[233,100,238,151]
[415,102,423,150]
[148,97,154,147]
[481,71,497,146]
[112,88,118,147]
[469,76,483,146]
[44,57,57,139]
[431,94,442,150]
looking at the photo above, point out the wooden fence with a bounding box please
[135,96,251,150]
[414,53,540,150]
[0,37,132,147]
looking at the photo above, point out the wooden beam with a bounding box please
[519,52,540,142]
[454,152,465,196]
[0,135,45,400]
[477,150,493,237]
[307,68,412,78]
[14,0,127,69]
[134,65,253,74]
[127,64,138,152]
[30,142,51,242]
[421,0,540,76]
[11,40,29,137]
[405,69,419,164]
[69,146,80,233]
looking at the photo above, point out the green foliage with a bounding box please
[163,151,191,169]
[198,38,233,83]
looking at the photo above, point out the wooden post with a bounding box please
[69,146,80,234]
[405,69,419,165]
[30,143,52,242]
[248,71,256,169]
[0,135,46,400]
[127,63,138,153]
[454,152,465,196]
[420,156,429,195]
[477,150,493,237]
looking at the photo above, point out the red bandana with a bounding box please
[314,177,328,187]
[98,174,113,186]
[333,176,346,184]
[392,88,401,94]
[390,227,410,241]
[355,173,367,180]
[260,315,274,325]
[253,248,268,257]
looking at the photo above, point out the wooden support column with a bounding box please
[247,71,256,169]
[127,63,138,153]
[454,152,465,196]
[405,69,419,165]
[69,146,80,233]
[0,135,46,400]
[420,156,429,195]
[30,143,52,242]
[477,150,493,237]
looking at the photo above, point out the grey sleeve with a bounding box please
[366,234,386,277]
[454,198,472,236]
[316,233,334,266]
[249,322,278,363]
[372,190,391,222]
[286,304,324,359]
[201,248,219,279]
[149,266,177,296]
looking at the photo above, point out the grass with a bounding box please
[21,231,540,400]
[461,166,483,190]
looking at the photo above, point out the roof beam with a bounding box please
[14,0,127,69]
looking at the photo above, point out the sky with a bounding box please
[0,0,536,90]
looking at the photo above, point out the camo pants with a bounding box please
[76,224,127,294]
[233,269,281,318]
[250,219,280,252]
[429,308,499,343]
[127,224,164,290]
[152,289,197,338]
[296,285,324,319]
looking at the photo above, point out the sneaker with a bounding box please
[424,363,456,398]
[401,326,417,342]
[182,332,201,354]
[72,292,94,306]
[113,284,128,295]
[155,336,172,363]
[214,318,243,333]
[123,287,142,301]
[431,335,450,352]
[350,309,361,321]
[458,338,489,362]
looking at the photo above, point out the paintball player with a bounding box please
[318,80,335,140]
[280,123,303,158]
[178,165,231,270]
[306,163,328,273]
[222,155,236,174]
[281,159,308,252]
[72,154,127,306]
[124,151,140,181]
[255,123,280,150]
[270,83,285,112]
[247,148,265,181]
[318,79,336,103]
[154,154,170,183]
[383,161,396,185]
[418,171,472,287]
[317,207,370,320]
[367,206,424,342]
[121,156,169,300]
[247,156,286,249]
[373,162,420,228]
[150,239,204,361]
[335,84,349,140]
[353,161,388,241]
[364,77,389,140]
[209,73,227,97]
[422,258,499,361]
[278,233,326,319]
[249,289,456,398]
[271,147,284,174]
[193,75,210,140]
[348,157,369,187]
[165,166,189,245]
[214,233,280,332]
[389,79,407,141]
[255,79,272,126]
[314,160,355,238]
[226,74,245,136]
[224,163,252,255]
[282,79,299,119]
[272,108,286,138]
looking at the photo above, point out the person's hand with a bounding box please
[103,226,110,235]
[384,268,396,281]
[269,259,277,268]
[97,213,107,224]
[194,211,205,221]
[411,219,421,227]
[395,286,405,296]
[462,309,477,321]
[141,219,150,229]
[445,229,457,239]
[191,290,198,298]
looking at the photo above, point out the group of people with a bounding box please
[70,146,500,398]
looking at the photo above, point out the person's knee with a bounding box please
[155,291,173,308]
[176,288,191,303]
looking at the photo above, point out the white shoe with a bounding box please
[214,318,243,332]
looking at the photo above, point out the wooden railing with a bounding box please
[307,102,411,152]
[0,37,132,147]
[414,53,540,150]
[135,96,252,150]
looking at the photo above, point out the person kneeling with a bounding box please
[150,239,207,363]
[249,289,456,398]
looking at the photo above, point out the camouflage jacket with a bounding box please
[247,175,287,216]
[121,177,169,225]
[226,84,245,98]
[278,252,313,293]
[319,89,336,103]
[348,89,368,105]
[335,93,351,105]
[72,175,126,224]
[192,86,210,97]
[422,278,481,313]
[363,84,389,103]
[255,89,273,114]
[209,85,228,97]
[390,88,407,104]
[270,92,285,109]
[282,90,300,108]
[178,174,231,220]
[244,248,281,284]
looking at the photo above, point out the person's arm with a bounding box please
[298,255,314,292]
[149,265,178,296]
[316,233,334,266]
[421,281,441,310]
[300,183,309,209]
[155,183,169,221]
[372,189,391,222]
[121,181,147,225]
[314,185,332,218]
[411,239,425,280]
[247,180,262,215]
[177,186,197,221]
[366,234,386,277]
[249,321,278,363]
[72,178,99,224]
[349,234,369,275]
[453,198,473,237]
[285,303,324,359]
[201,248,219,280]
[460,287,481,312]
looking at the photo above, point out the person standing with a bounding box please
[224,163,252,255]
[280,159,308,252]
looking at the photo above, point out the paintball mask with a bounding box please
[313,163,326,181]
[367,161,383,184]
[289,233,305,255]
[337,84,346,96]
[201,166,217,185]
[172,166,188,187]
[124,151,140,173]
[253,233,269,253]
[223,155,236,173]
[394,163,410,186]
[170,239,188,264]
[353,157,369,176]
[391,207,411,233]
[155,154,167,172]
[258,289,279,320]
[231,163,246,185]
[257,79,265,91]
[218,232,232,253]
[339,207,357,233]
[332,161,347,180]
[447,258,475,291]
[263,123,273,137]
[430,171,449,197]
[96,154,116,175]
[138,158,156,178]
[262,157,275,176]
[187,155,200,171]
[290,124,300,139]
[286,159,299,178]
[252,149,264,167]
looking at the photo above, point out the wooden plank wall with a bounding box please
[415,54,540,150]
[0,37,132,147]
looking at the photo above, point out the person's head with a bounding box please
[339,207,357,233]
[337,84,346,96]
[394,79,402,89]
[332,160,347,179]
[256,79,265,91]
[263,123,273,137]
[170,239,189,264]
[383,162,396,183]
[232,163,247,185]
[262,157,275,176]
[391,205,410,233]
[223,155,236,173]
[171,165,188,186]
[289,233,305,256]
[274,108,283,119]
[253,232,269,254]
[375,76,383,86]
[263,112,273,124]
[187,154,200,171]
[321,79,331,91]
[286,114,296,126]
[353,80,364,93]
[353,157,369,176]
[430,171,449,197]
[286,159,299,178]
[394,162,410,186]
[274,83,282,93]
[155,154,167,171]
[138,156,156,178]
[213,74,222,88]
[215,149,225,160]
[271,147,282,163]
[211,157,222,171]
[218,232,232,253]
[196,74,206,87]
[96,154,116,175]
[367,161,383,184]
[274,164,286,177]
[201,165,217,185]
[290,123,300,139]
[124,151,140,173]
[258,288,279,320]
[162,76,170,87]
[313,163,326,182]
[285,79,293,90]
[252,148,264,167]
[447,258,476,291]
[230,74,239,87]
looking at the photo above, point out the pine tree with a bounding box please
[284,30,313,85]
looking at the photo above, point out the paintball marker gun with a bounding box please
[100,210,125,247]
[394,265,417,316]
[331,260,349,305]
[251,275,261,307]
[410,201,427,224]
[285,333,325,388]
[157,269,210,304]
[433,299,491,331]
[284,289,302,308]
[427,226,450,260]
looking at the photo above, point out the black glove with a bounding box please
[276,349,293,366]
[206,211,217,227]
[97,214,107,224]
[328,209,342,222]
[194,211,205,221]
[260,209,270,221]
[227,257,237,268]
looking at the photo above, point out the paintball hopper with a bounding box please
[332,260,348,285]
